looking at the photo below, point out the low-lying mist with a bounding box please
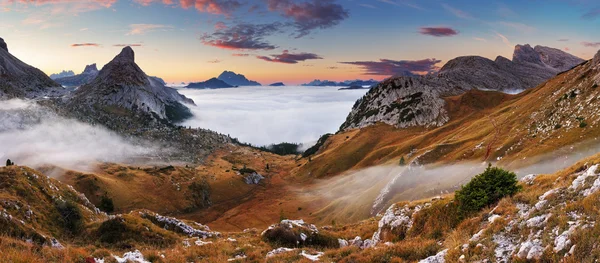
[0,99,158,172]
[177,86,368,147]
[302,140,600,225]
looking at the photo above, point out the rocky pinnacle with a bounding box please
[0,37,7,52]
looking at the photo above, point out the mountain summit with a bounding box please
[68,46,194,123]
[217,70,261,86]
[0,37,64,99]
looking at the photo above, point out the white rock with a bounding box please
[266,247,296,258]
[419,249,448,263]
[300,251,324,262]
[113,250,150,263]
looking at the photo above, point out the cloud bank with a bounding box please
[0,99,158,171]
[340,58,441,76]
[178,86,367,146]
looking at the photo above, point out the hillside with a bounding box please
[4,152,600,262]
[313,49,599,177]
[0,37,65,99]
[340,44,583,131]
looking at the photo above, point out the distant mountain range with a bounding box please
[301,79,379,87]
[0,37,65,99]
[49,70,75,79]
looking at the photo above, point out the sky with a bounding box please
[0,0,599,85]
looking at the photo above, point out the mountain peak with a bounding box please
[0,37,7,52]
[114,46,135,62]
[217,70,261,86]
[594,49,600,66]
[513,44,542,64]
[82,63,98,74]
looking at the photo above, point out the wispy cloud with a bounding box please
[582,8,600,20]
[377,0,423,10]
[340,58,441,76]
[257,50,322,64]
[581,41,600,48]
[473,37,487,42]
[232,53,250,57]
[127,24,172,35]
[113,44,143,47]
[442,3,472,19]
[495,32,512,48]
[71,43,100,47]
[558,39,569,42]
[207,59,222,63]
[497,21,535,33]
[419,27,459,37]
[359,3,376,9]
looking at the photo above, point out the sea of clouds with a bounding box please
[0,99,157,171]
[178,86,368,147]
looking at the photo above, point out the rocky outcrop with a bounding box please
[340,76,455,130]
[340,44,584,131]
[68,46,194,122]
[55,64,99,87]
[217,71,261,86]
[0,37,7,52]
[0,37,65,99]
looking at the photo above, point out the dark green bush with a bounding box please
[455,165,520,215]
[188,179,211,209]
[99,194,115,213]
[55,200,84,235]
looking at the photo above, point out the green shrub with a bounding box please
[455,165,520,215]
[55,200,84,235]
[99,194,115,213]
[188,179,211,209]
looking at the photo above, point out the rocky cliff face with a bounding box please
[68,47,194,123]
[340,44,585,131]
[0,37,65,99]
[55,63,99,87]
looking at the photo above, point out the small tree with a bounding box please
[6,159,13,166]
[455,164,520,215]
[99,194,115,213]
[399,156,406,166]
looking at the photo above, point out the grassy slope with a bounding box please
[4,154,600,262]
[298,58,600,178]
